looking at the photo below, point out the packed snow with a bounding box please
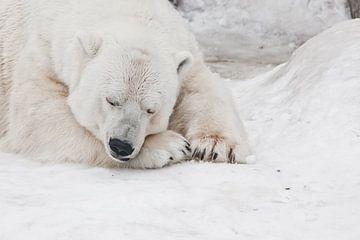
[1,1,360,240]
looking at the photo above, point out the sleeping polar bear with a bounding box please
[0,0,252,168]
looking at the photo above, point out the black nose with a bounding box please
[109,138,134,158]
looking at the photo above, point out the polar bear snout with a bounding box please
[109,138,134,161]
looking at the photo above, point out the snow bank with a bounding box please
[234,19,360,163]
[230,19,360,238]
[179,0,350,62]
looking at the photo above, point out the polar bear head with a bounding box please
[66,32,193,162]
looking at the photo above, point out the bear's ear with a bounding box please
[76,31,103,57]
[175,51,194,76]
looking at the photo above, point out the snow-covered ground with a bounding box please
[1,1,360,240]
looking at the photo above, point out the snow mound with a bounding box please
[180,0,350,62]
[234,19,360,164]
[230,19,360,238]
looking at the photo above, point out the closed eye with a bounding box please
[106,97,120,107]
[147,109,155,115]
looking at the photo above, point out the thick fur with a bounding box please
[0,0,251,168]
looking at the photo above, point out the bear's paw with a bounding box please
[130,131,191,169]
[189,133,254,164]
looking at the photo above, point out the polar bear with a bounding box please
[0,0,252,168]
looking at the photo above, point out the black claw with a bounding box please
[200,149,206,160]
[185,145,192,152]
[193,148,203,159]
[228,149,236,163]
[228,148,233,159]
[192,148,199,158]
[169,157,174,160]
[231,155,236,164]
[228,148,234,163]
[181,150,187,156]
[213,152,218,161]
[185,141,191,147]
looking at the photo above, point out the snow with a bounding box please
[231,19,360,239]
[180,0,349,43]
[179,0,350,79]
[1,2,360,240]
[179,0,349,62]
[0,157,288,240]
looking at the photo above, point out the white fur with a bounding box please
[0,0,252,168]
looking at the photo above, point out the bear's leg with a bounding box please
[170,65,254,164]
[123,130,191,169]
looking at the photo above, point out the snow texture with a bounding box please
[1,1,360,240]
[179,0,350,64]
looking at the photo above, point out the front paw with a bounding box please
[130,131,191,169]
[189,133,255,164]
